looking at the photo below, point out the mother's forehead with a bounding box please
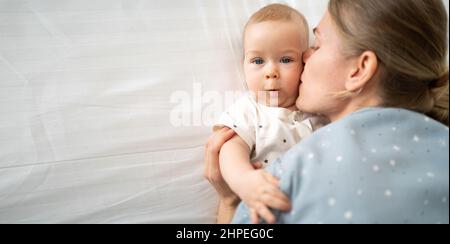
[312,13,342,40]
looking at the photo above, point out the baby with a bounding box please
[213,4,325,223]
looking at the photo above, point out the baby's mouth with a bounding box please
[253,90,280,107]
[268,91,280,107]
[268,90,279,96]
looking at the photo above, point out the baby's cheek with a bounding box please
[244,66,259,91]
[286,67,302,85]
[284,79,300,97]
[246,78,262,92]
[298,63,304,75]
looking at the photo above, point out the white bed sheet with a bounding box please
[0,0,447,223]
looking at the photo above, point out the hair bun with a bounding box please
[429,71,449,89]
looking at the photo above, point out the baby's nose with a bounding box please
[265,73,279,79]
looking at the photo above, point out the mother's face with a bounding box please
[296,11,355,119]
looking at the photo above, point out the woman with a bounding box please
[205,0,449,224]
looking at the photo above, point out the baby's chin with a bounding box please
[277,95,299,110]
[281,100,298,111]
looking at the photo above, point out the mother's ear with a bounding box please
[345,51,378,92]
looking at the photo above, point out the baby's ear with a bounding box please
[345,51,378,92]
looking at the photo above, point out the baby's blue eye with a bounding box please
[281,57,293,63]
[252,58,264,65]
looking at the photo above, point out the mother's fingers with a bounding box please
[211,127,235,154]
[206,127,229,151]
[204,127,234,177]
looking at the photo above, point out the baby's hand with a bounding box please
[237,169,291,224]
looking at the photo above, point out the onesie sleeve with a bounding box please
[213,96,257,150]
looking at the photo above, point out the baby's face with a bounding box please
[244,20,306,109]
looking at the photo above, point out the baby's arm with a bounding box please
[219,134,291,224]
[219,134,253,191]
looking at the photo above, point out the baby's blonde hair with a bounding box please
[244,3,309,51]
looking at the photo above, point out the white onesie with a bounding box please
[214,95,326,167]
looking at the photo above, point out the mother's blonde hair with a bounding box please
[329,0,449,125]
